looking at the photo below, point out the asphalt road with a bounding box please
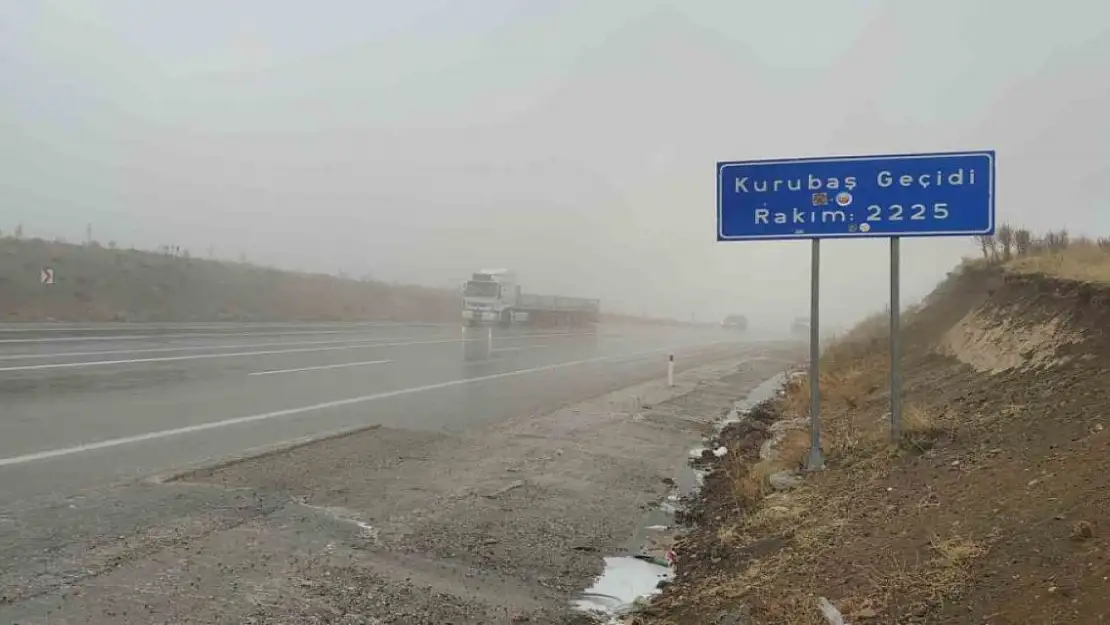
[0,322,764,504]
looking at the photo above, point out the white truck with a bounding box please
[461,269,600,327]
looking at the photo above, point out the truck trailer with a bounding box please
[461,269,599,327]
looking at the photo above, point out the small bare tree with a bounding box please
[974,235,989,260]
[1014,228,1032,256]
[1042,230,1070,253]
[997,224,1014,260]
[974,234,999,262]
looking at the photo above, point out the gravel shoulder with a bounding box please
[0,344,802,624]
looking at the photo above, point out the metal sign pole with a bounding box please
[890,236,902,441]
[807,238,825,471]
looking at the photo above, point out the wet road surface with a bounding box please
[0,322,758,503]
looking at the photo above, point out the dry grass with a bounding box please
[724,454,766,507]
[782,353,884,423]
[823,310,889,364]
[1006,239,1110,283]
[820,360,884,410]
[696,312,969,619]
[672,284,995,623]
[865,536,988,612]
[659,236,1110,623]
[774,429,812,469]
[781,362,890,464]
[738,533,988,624]
[722,422,814,531]
[782,375,810,419]
[930,535,988,566]
[900,403,946,451]
[725,427,812,511]
[698,430,981,622]
[744,496,809,533]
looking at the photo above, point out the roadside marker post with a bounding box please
[667,353,675,387]
[717,151,995,468]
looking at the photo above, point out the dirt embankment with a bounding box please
[0,237,460,322]
[641,265,1110,624]
[0,237,686,325]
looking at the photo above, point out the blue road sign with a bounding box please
[717,151,995,241]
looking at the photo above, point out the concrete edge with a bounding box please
[143,423,384,485]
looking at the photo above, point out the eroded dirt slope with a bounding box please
[641,266,1110,624]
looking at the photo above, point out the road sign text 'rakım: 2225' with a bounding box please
[717,151,995,241]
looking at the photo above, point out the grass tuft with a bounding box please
[1006,239,1110,283]
[899,404,947,451]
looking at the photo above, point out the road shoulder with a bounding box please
[0,346,800,624]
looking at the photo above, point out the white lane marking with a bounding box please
[0,329,423,344]
[0,343,729,467]
[0,322,423,333]
[0,333,597,372]
[491,344,550,353]
[0,327,594,345]
[0,344,432,372]
[250,360,392,376]
[0,336,443,360]
[0,332,595,361]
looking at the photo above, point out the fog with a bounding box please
[3,0,1108,329]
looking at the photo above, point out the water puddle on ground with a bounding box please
[570,370,791,621]
[294,500,380,543]
[572,556,673,616]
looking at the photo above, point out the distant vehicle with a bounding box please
[461,269,600,327]
[721,314,748,331]
[791,316,810,337]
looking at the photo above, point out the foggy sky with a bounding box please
[3,1,1108,328]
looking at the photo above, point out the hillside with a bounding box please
[0,236,694,325]
[0,237,459,322]
[637,234,1110,624]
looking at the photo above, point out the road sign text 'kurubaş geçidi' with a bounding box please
[717,151,995,241]
[716,150,995,471]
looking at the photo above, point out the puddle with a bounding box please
[571,556,673,618]
[716,370,790,432]
[295,501,380,543]
[571,370,790,619]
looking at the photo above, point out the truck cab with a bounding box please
[462,269,520,326]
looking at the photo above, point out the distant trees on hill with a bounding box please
[974,226,1110,263]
